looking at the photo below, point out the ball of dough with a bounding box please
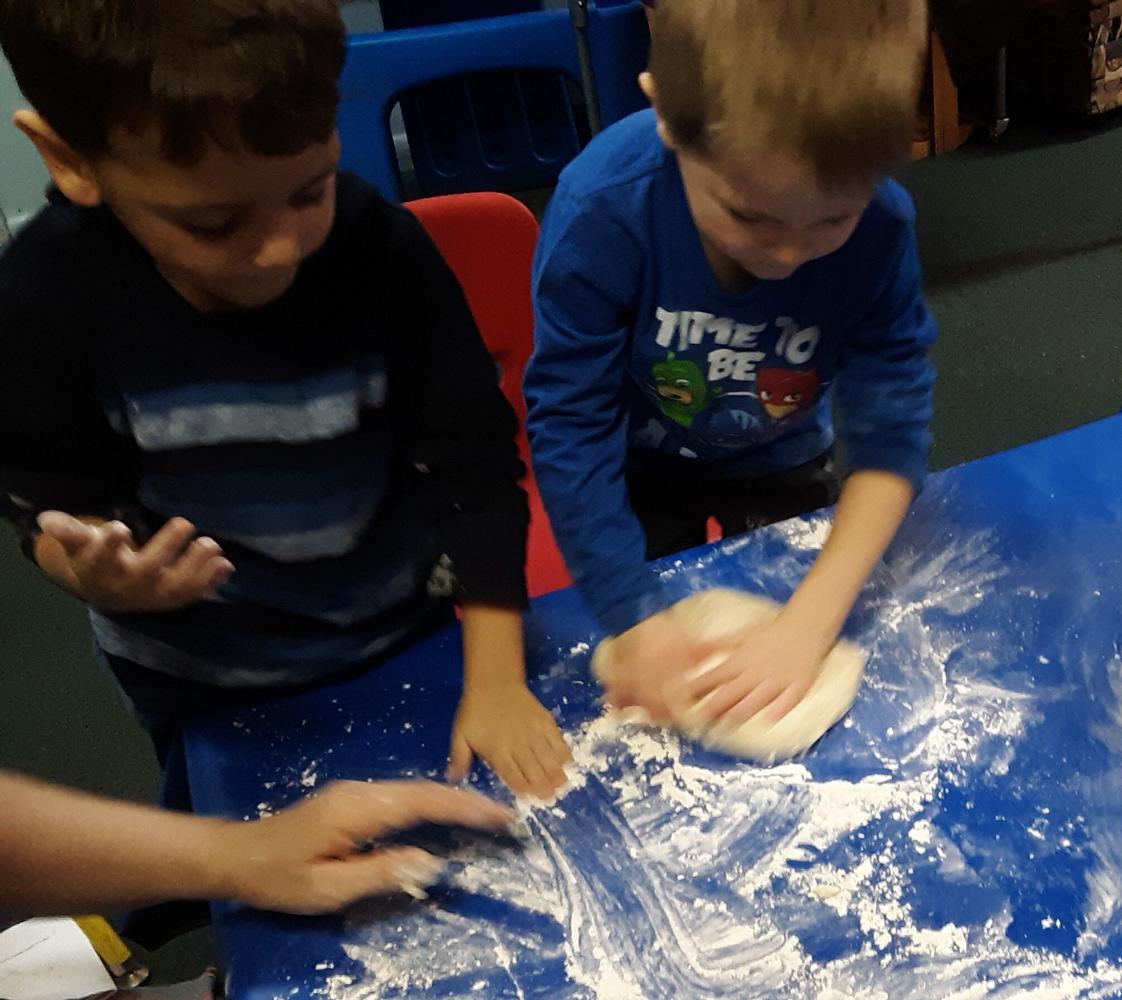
[592,588,866,764]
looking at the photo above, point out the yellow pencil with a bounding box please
[73,915,149,988]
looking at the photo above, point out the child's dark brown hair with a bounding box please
[0,0,345,164]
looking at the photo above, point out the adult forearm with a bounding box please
[0,772,234,920]
[782,470,913,641]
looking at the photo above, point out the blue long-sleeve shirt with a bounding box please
[525,111,936,636]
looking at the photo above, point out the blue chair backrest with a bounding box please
[337,2,649,200]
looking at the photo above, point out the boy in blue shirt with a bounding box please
[525,0,936,728]
[0,0,570,804]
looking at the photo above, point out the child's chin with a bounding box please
[748,261,799,281]
[220,274,298,309]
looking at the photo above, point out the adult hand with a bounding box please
[224,780,514,914]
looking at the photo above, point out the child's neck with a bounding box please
[700,235,759,295]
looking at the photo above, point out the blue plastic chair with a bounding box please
[585,0,650,128]
[379,0,549,192]
[378,0,539,31]
[337,2,649,200]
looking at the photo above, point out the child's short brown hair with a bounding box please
[648,0,927,186]
[0,0,345,164]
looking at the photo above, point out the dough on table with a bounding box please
[592,588,866,764]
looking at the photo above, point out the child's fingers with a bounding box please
[690,670,759,725]
[491,750,532,798]
[157,549,233,607]
[510,744,555,800]
[445,732,474,784]
[713,678,784,730]
[171,537,233,593]
[762,680,810,724]
[686,633,729,662]
[601,680,638,709]
[685,656,739,700]
[531,738,570,794]
[75,522,132,576]
[206,557,236,589]
[135,517,196,572]
[604,682,674,723]
[36,511,96,555]
[543,724,573,766]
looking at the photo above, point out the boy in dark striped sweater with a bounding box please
[0,0,570,806]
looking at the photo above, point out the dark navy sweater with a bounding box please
[0,174,528,687]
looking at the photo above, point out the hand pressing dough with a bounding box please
[592,588,866,764]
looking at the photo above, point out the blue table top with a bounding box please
[185,415,1122,1000]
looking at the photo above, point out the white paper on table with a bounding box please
[0,918,116,1000]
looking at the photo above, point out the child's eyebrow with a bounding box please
[155,167,337,215]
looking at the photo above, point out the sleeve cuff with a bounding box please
[444,508,530,608]
[582,564,677,636]
[846,442,929,495]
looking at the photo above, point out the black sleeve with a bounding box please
[378,204,530,608]
[0,209,140,561]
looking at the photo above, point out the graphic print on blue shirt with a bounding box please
[633,307,832,461]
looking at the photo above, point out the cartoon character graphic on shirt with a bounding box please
[650,353,715,429]
[756,365,821,421]
[694,401,765,447]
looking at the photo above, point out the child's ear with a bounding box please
[639,72,678,152]
[13,110,104,208]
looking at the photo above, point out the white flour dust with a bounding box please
[307,524,1122,998]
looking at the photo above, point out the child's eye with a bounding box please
[183,218,238,241]
[292,184,329,208]
[729,209,764,225]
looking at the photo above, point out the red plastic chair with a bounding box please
[407,192,572,597]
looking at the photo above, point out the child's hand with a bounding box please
[37,511,234,612]
[600,609,721,723]
[224,780,514,913]
[685,613,833,728]
[447,684,572,800]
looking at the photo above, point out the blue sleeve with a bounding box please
[835,221,937,493]
[524,187,673,635]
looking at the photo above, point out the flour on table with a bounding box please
[592,588,866,763]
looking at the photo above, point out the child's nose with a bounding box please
[766,238,810,269]
[253,216,303,269]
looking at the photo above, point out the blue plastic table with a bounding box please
[185,416,1122,999]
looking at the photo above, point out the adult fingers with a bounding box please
[319,780,513,839]
[280,847,446,914]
